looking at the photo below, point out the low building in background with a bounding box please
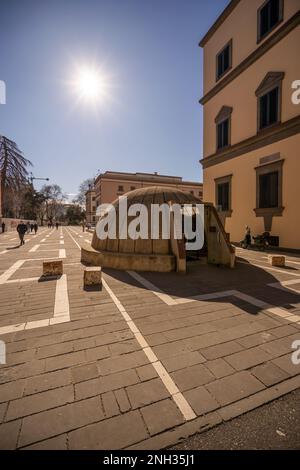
[199,0,300,250]
[92,171,203,218]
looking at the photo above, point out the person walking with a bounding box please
[33,222,38,234]
[17,221,27,246]
[1,222,5,233]
[55,222,59,230]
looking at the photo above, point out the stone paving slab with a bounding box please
[0,226,299,449]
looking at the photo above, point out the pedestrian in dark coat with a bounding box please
[17,221,27,246]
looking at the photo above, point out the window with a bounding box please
[216,40,232,80]
[258,0,283,42]
[217,183,229,211]
[190,191,194,195]
[215,175,232,216]
[130,186,136,191]
[118,185,124,192]
[255,158,284,231]
[256,72,284,132]
[215,106,232,151]
[259,171,278,208]
[217,119,229,149]
[92,197,95,201]
[259,87,279,129]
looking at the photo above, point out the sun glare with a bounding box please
[71,65,110,104]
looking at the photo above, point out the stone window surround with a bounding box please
[215,174,233,218]
[216,39,233,82]
[257,0,284,44]
[254,156,284,231]
[215,106,233,152]
[255,71,285,133]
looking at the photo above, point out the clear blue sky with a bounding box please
[0,0,229,198]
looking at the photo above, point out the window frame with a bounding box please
[254,158,284,230]
[217,118,230,150]
[259,171,279,208]
[257,0,284,44]
[215,174,233,217]
[259,86,279,130]
[216,39,233,82]
[256,72,284,133]
[215,106,233,151]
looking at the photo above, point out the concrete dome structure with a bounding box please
[92,186,201,254]
[81,186,235,272]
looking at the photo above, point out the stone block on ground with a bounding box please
[268,255,285,267]
[84,267,102,288]
[42,260,63,277]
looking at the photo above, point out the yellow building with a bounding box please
[200,0,300,250]
[85,187,96,224]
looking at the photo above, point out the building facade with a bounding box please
[200,0,300,250]
[85,187,96,224]
[92,171,203,216]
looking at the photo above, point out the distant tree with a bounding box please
[21,187,46,220]
[0,136,32,216]
[39,184,66,224]
[65,205,85,225]
[74,178,94,206]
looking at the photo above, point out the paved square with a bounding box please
[0,227,300,449]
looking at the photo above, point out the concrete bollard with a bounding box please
[268,255,285,267]
[43,260,63,277]
[84,267,102,288]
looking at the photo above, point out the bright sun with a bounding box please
[72,65,109,103]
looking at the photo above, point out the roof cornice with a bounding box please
[199,0,241,48]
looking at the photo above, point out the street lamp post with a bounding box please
[28,173,49,186]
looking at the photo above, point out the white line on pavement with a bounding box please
[128,271,300,325]
[0,260,25,284]
[0,275,70,334]
[237,260,300,277]
[268,278,300,295]
[51,274,70,325]
[65,227,196,420]
[29,244,40,253]
[127,270,178,306]
[102,277,196,421]
[65,228,81,249]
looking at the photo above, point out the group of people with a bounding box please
[47,221,60,229]
[16,221,38,246]
[16,220,61,246]
[1,219,63,247]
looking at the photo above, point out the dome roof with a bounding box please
[92,186,201,255]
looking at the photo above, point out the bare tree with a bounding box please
[74,178,94,206]
[0,136,32,216]
[39,184,67,224]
